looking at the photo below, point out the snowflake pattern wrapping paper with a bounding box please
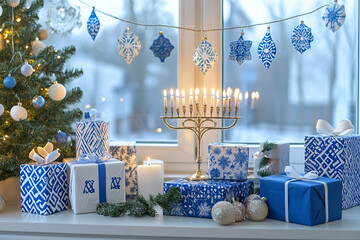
[304,135,360,209]
[228,34,252,66]
[149,33,174,62]
[164,178,254,218]
[109,141,138,196]
[291,21,314,54]
[117,28,141,64]
[208,143,249,181]
[20,163,68,215]
[67,159,125,214]
[322,2,346,33]
[87,8,100,41]
[193,39,218,74]
[258,29,276,69]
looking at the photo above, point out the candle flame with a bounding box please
[251,91,256,99]
[234,88,240,97]
[190,88,193,96]
[147,157,152,166]
[216,90,220,98]
[227,87,232,97]
[203,88,206,96]
[182,89,185,98]
[170,89,174,96]
[212,88,215,96]
[239,92,243,100]
[255,91,260,99]
[223,89,226,97]
[244,91,249,100]
[195,88,200,96]
[176,89,179,98]
[163,89,167,97]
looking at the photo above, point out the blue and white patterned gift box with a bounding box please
[208,143,249,180]
[164,178,254,218]
[20,162,68,215]
[109,141,138,196]
[75,120,110,159]
[305,135,360,209]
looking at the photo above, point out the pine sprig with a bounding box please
[261,141,277,152]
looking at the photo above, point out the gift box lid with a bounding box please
[209,142,248,148]
[305,134,360,140]
[110,141,136,147]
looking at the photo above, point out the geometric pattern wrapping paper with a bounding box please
[164,178,254,218]
[75,121,110,159]
[304,135,360,209]
[20,163,68,215]
[207,143,249,181]
[109,141,138,196]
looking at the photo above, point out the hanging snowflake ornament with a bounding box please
[193,37,218,74]
[149,32,174,62]
[258,27,276,69]
[228,32,252,66]
[117,27,141,64]
[322,1,346,33]
[87,8,100,41]
[291,21,314,54]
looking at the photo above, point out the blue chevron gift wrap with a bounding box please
[75,121,110,159]
[20,162,68,215]
[163,178,254,218]
[305,135,360,209]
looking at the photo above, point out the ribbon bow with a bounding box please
[77,152,112,164]
[29,142,60,164]
[316,119,354,136]
[285,166,318,180]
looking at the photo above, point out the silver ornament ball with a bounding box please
[0,103,4,116]
[21,62,34,77]
[0,195,5,211]
[49,82,66,101]
[233,202,246,222]
[0,6,3,17]
[244,194,261,207]
[10,103,27,121]
[246,198,268,222]
[7,0,20,8]
[211,201,236,225]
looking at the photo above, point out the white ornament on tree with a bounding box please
[0,6,3,17]
[49,81,66,101]
[0,195,6,211]
[21,62,34,77]
[10,102,28,121]
[0,103,4,116]
[31,38,46,56]
[39,28,49,41]
[7,0,20,8]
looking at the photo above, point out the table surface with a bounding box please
[0,203,359,240]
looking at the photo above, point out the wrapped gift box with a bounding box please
[260,174,342,226]
[75,120,110,159]
[305,135,360,209]
[207,143,249,180]
[109,141,138,196]
[67,159,125,214]
[164,178,254,218]
[20,162,68,215]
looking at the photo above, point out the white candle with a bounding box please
[234,88,239,109]
[170,89,174,110]
[182,90,185,106]
[216,90,220,108]
[239,92,243,112]
[143,158,164,180]
[227,87,232,112]
[203,88,207,106]
[176,89,179,113]
[251,91,256,109]
[255,91,260,107]
[189,88,193,106]
[137,158,163,199]
[222,89,226,109]
[245,91,249,106]
[163,89,167,114]
[211,88,215,108]
[195,88,199,105]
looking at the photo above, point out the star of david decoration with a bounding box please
[291,21,314,54]
[87,8,100,41]
[193,39,218,75]
[258,28,276,69]
[322,1,346,33]
[117,28,142,64]
[149,32,175,62]
[228,34,252,66]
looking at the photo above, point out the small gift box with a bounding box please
[304,119,360,209]
[20,143,68,215]
[67,155,126,214]
[260,166,342,226]
[164,178,254,218]
[207,143,249,180]
[109,141,138,196]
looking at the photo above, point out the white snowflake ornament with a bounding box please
[229,33,252,66]
[291,21,314,54]
[117,28,141,64]
[193,38,218,75]
[258,28,276,69]
[322,1,346,33]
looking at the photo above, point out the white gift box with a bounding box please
[67,159,125,214]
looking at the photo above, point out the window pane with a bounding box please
[42,0,178,142]
[223,0,358,143]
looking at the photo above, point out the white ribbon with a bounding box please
[316,119,354,136]
[29,142,60,164]
[284,166,328,223]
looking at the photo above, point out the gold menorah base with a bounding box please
[186,170,209,181]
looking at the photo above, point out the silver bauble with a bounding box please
[0,103,4,116]
[233,202,246,222]
[0,6,3,17]
[49,82,66,101]
[244,194,261,207]
[246,198,268,221]
[10,103,27,121]
[211,201,236,225]
[21,62,34,77]
[0,195,6,211]
[7,0,20,8]
[39,28,49,41]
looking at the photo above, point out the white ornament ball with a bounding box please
[39,29,49,41]
[21,62,34,77]
[0,6,3,17]
[233,202,246,222]
[0,195,5,211]
[49,82,66,101]
[246,198,268,222]
[10,103,27,121]
[7,0,20,8]
[211,201,236,225]
[0,103,4,116]
[31,38,46,56]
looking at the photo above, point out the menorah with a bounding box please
[161,87,258,181]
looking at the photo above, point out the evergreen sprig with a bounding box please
[96,187,181,218]
[257,141,278,177]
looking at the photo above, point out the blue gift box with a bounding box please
[260,175,342,226]
[164,178,254,218]
[305,135,360,209]
[20,162,68,215]
[207,143,249,180]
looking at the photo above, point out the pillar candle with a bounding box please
[137,159,162,199]
[143,158,164,180]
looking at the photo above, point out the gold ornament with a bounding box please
[246,198,268,221]
[211,201,236,225]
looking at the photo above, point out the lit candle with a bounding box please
[163,89,167,115]
[195,88,200,113]
[227,87,232,115]
[239,92,243,108]
[234,88,239,109]
[170,89,174,111]
[245,91,249,106]
[222,89,226,108]
[211,88,215,108]
[176,89,179,115]
[216,90,220,108]
[203,88,207,106]
[251,91,256,109]
[137,157,163,200]
[182,90,186,106]
[255,91,260,106]
[143,157,164,180]
[190,88,193,106]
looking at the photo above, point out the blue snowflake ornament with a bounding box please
[117,28,142,64]
[258,28,276,69]
[322,2,346,33]
[229,34,252,66]
[193,39,218,74]
[87,8,100,41]
[291,21,314,54]
[149,33,174,62]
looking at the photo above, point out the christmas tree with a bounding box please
[0,0,83,181]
